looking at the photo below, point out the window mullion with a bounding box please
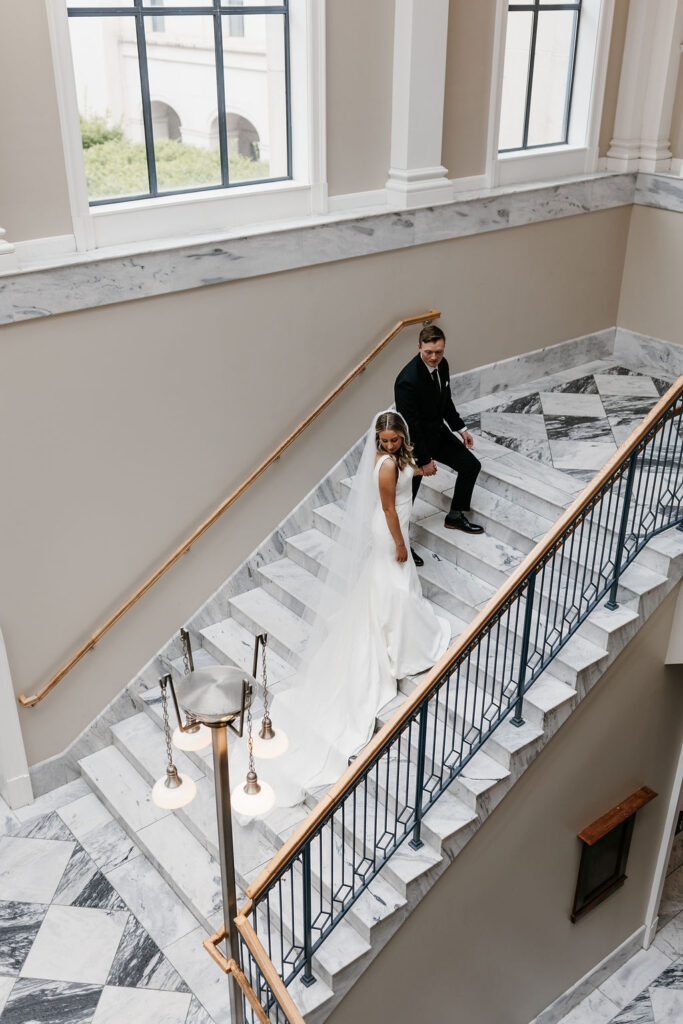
[133,0,158,196]
[561,5,582,144]
[283,0,293,178]
[213,2,230,186]
[521,5,540,150]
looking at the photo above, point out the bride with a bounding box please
[251,410,451,807]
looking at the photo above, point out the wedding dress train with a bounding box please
[242,429,451,810]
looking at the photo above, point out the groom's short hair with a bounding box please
[419,324,445,347]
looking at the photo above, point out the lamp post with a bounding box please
[175,664,256,1024]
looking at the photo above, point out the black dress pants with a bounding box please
[412,428,481,512]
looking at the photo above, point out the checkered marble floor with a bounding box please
[0,783,223,1024]
[460,360,677,487]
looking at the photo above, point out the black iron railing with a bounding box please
[234,379,683,1023]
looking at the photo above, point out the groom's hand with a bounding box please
[422,461,437,476]
[461,431,474,449]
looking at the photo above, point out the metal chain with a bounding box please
[160,679,174,770]
[182,642,190,676]
[261,635,269,720]
[246,686,255,775]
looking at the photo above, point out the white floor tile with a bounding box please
[654,912,683,958]
[0,836,74,903]
[91,985,192,1024]
[163,927,230,1024]
[649,987,683,1023]
[20,905,128,985]
[0,976,15,1015]
[559,988,620,1024]
[599,945,673,1010]
[106,854,197,950]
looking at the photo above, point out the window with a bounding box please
[227,0,244,37]
[149,0,165,34]
[499,0,582,152]
[66,1,292,205]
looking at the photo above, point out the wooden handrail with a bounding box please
[233,914,306,1024]
[203,925,271,1024]
[18,309,440,708]
[246,375,683,899]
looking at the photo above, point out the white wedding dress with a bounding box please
[244,420,451,810]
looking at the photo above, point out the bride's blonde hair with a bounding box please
[374,411,415,472]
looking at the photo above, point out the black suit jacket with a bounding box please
[394,353,465,467]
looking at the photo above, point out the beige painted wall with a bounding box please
[442,0,496,180]
[671,55,683,159]
[327,585,683,1024]
[325,0,395,198]
[599,0,631,158]
[0,0,72,242]
[0,207,631,765]
[618,205,683,345]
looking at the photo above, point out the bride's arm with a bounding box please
[378,460,408,563]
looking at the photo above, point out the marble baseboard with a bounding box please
[635,173,683,215]
[529,926,647,1024]
[614,329,683,379]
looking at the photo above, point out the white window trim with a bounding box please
[486,0,615,188]
[44,0,326,252]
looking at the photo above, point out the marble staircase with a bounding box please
[72,352,683,1024]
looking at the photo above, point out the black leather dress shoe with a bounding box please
[444,513,484,534]
[411,548,424,566]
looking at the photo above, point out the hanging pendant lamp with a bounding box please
[231,673,275,816]
[250,634,289,760]
[151,678,197,810]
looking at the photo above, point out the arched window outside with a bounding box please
[66,1,291,204]
[499,0,582,152]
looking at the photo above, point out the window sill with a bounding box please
[496,145,593,187]
[88,179,316,249]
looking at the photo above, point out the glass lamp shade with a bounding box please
[151,771,197,810]
[231,776,276,817]
[251,724,289,760]
[172,723,211,752]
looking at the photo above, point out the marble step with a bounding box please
[79,744,226,933]
[412,511,526,588]
[168,645,220,679]
[258,556,327,624]
[416,469,554,552]
[229,587,311,665]
[199,615,295,692]
[286,527,333,576]
[477,457,576,520]
[473,435,585,498]
[110,713,278,886]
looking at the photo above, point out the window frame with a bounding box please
[498,0,583,155]
[487,0,615,188]
[45,0,326,250]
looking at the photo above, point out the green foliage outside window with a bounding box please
[79,114,269,200]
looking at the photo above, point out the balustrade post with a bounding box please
[511,573,537,728]
[301,845,316,987]
[606,455,639,610]
[409,699,429,850]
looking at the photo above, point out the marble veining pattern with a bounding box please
[0,173,643,326]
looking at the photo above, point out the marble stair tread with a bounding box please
[286,528,333,576]
[139,688,215,774]
[414,542,496,618]
[110,713,278,884]
[169,647,219,677]
[419,465,554,544]
[380,837,443,898]
[111,713,206,784]
[200,616,295,688]
[523,673,577,724]
[487,441,584,496]
[482,717,545,769]
[258,556,327,622]
[448,748,511,811]
[619,559,669,599]
[413,511,526,586]
[229,587,312,663]
[308,918,373,990]
[478,459,576,519]
[79,745,170,833]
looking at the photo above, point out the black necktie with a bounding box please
[431,369,440,392]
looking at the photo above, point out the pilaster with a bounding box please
[385,0,453,208]
[607,0,683,172]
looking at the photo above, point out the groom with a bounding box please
[395,324,483,566]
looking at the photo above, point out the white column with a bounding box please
[606,0,683,172]
[0,629,33,809]
[385,0,452,208]
[0,227,19,271]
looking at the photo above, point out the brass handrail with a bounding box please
[245,375,683,899]
[18,309,440,708]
